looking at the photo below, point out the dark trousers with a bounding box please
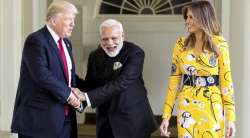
[18,134,33,138]
[59,115,72,138]
[18,116,72,138]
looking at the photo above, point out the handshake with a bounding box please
[67,88,86,113]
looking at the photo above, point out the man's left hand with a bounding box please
[71,88,86,101]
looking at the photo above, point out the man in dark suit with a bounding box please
[11,1,83,138]
[77,19,158,138]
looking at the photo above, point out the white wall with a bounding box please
[229,0,250,137]
[22,0,46,40]
[124,21,184,115]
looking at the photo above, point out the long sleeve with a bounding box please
[87,48,145,108]
[162,38,183,119]
[218,42,235,122]
[23,35,71,103]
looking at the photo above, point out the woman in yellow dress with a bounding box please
[160,1,236,138]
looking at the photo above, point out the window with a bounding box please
[99,0,193,15]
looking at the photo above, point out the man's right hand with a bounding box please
[71,88,86,101]
[68,92,81,108]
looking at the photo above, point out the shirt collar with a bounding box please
[46,24,60,44]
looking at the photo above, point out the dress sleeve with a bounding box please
[218,42,236,122]
[162,38,183,119]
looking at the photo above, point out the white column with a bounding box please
[0,0,22,137]
[32,0,47,31]
[221,0,231,40]
[230,0,250,137]
[0,0,47,137]
[240,0,250,137]
[22,0,47,40]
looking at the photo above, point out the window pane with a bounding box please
[99,0,192,15]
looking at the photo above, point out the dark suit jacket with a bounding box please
[84,41,158,138]
[11,26,79,138]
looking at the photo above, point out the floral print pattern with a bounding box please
[163,36,235,138]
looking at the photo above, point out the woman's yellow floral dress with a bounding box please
[163,36,235,138]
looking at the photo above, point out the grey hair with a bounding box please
[99,19,123,35]
[46,1,78,22]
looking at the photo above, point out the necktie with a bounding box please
[58,38,70,116]
[58,38,69,82]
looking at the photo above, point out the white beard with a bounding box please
[102,42,123,57]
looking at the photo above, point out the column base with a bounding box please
[0,131,17,138]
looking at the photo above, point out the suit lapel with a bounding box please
[64,39,75,76]
[63,39,74,66]
[42,26,68,82]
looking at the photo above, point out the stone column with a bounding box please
[0,0,22,137]
[230,0,250,137]
[0,0,46,137]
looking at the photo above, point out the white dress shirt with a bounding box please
[46,25,72,87]
[46,25,83,111]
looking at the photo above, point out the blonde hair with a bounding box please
[182,0,220,56]
[46,1,78,21]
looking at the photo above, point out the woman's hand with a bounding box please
[226,121,236,138]
[160,118,171,137]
